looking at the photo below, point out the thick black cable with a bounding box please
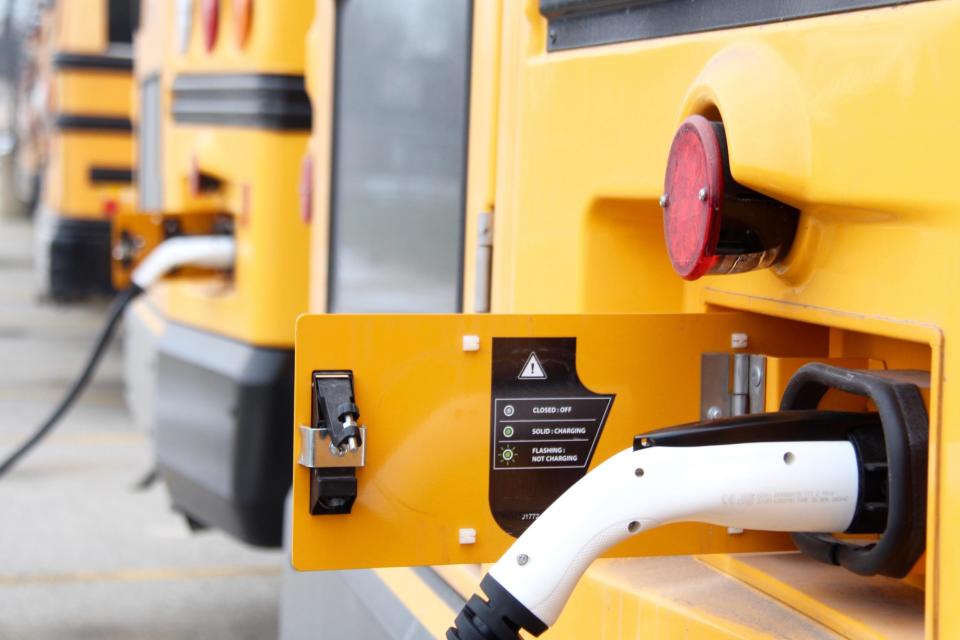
[0,285,142,478]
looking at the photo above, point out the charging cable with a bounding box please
[0,235,235,478]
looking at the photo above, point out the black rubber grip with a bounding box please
[447,575,548,640]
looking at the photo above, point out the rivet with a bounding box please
[659,194,669,208]
[698,187,708,201]
[517,553,529,566]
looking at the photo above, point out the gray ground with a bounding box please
[0,208,283,639]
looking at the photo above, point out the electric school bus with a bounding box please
[111,0,314,547]
[288,1,948,638]
[35,0,137,300]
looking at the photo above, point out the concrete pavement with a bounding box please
[0,214,283,639]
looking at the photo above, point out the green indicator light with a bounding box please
[502,449,514,461]
[503,426,515,438]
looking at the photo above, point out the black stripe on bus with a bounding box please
[171,73,312,131]
[53,114,134,132]
[542,0,931,51]
[89,166,135,184]
[53,51,134,72]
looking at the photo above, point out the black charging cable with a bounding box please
[0,285,143,478]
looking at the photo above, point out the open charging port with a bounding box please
[780,363,929,577]
[448,362,930,639]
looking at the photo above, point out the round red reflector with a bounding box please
[662,115,724,280]
[201,0,219,52]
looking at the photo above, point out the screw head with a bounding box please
[659,194,669,208]
[707,406,722,420]
[698,187,708,201]
[517,553,529,566]
[329,443,345,457]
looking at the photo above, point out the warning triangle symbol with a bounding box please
[518,352,547,380]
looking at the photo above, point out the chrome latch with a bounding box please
[300,370,365,515]
[298,425,366,469]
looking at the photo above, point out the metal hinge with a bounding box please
[701,352,767,419]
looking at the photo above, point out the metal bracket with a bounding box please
[701,353,767,419]
[474,211,493,313]
[298,425,366,469]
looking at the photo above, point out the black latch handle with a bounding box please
[313,372,362,451]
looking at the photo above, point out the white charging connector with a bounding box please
[493,440,857,627]
[131,235,235,289]
[449,438,860,639]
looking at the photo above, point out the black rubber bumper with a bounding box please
[155,322,294,548]
[47,217,114,300]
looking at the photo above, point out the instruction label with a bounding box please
[489,338,614,537]
[493,398,611,469]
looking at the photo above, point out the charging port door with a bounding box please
[110,210,225,289]
[292,312,830,571]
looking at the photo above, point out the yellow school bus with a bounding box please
[35,0,136,300]
[287,1,946,638]
[117,0,314,547]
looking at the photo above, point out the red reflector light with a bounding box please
[201,0,219,52]
[661,116,799,280]
[103,199,119,219]
[661,115,724,280]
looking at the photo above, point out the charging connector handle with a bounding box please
[131,235,235,289]
[449,439,859,639]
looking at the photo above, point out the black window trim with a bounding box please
[542,0,933,51]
